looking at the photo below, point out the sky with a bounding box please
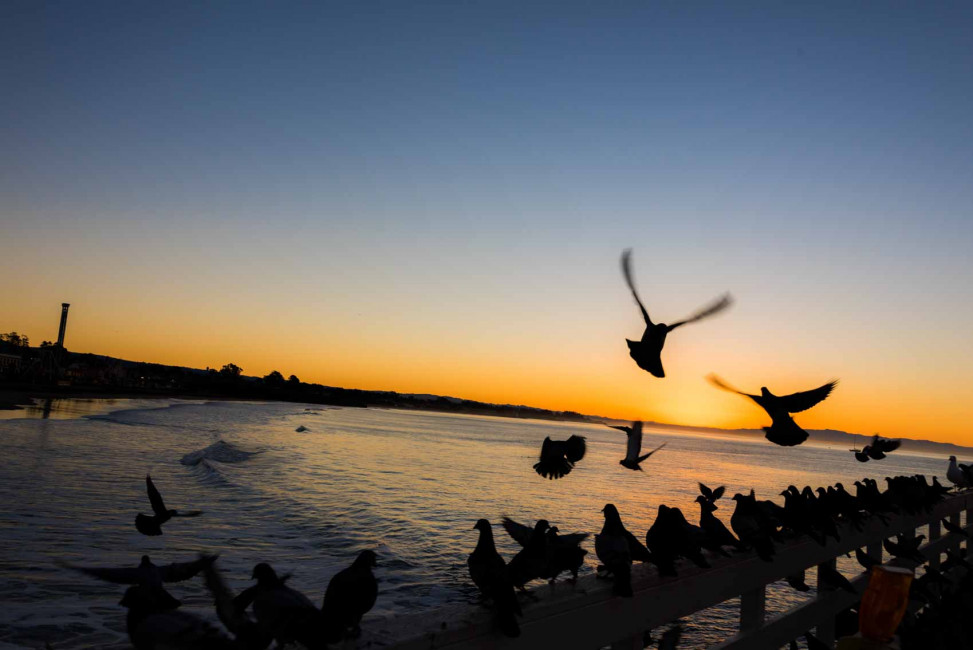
[2,3,972,444]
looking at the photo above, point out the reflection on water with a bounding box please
[0,400,952,648]
[0,397,144,420]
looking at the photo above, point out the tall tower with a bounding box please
[57,303,70,348]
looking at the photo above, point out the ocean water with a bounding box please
[0,399,949,649]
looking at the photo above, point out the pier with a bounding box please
[359,491,973,649]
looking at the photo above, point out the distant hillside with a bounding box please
[597,417,973,455]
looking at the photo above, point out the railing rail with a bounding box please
[356,491,973,650]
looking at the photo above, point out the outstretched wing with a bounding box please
[501,517,533,547]
[605,424,632,435]
[707,374,760,403]
[553,531,589,547]
[699,483,713,500]
[62,563,141,584]
[158,555,217,582]
[564,435,586,464]
[779,381,838,413]
[637,442,666,463]
[872,436,901,454]
[668,293,733,331]
[621,249,653,326]
[626,421,643,461]
[146,475,167,516]
[712,485,726,500]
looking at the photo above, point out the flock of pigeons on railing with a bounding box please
[55,250,973,649]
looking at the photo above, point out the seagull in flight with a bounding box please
[707,375,837,447]
[621,249,732,378]
[135,475,203,536]
[606,421,666,470]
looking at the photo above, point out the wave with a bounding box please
[180,439,262,466]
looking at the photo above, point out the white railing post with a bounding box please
[740,586,766,633]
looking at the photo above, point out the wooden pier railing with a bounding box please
[355,491,973,650]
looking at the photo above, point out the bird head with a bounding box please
[473,518,491,531]
[355,550,378,568]
[950,455,957,462]
[602,504,620,520]
[534,519,550,532]
[139,555,151,567]
[760,387,771,397]
[251,562,277,583]
[732,494,744,502]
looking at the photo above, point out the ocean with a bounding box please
[0,399,949,649]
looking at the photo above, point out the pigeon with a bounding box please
[855,547,879,572]
[695,496,741,554]
[707,375,837,447]
[234,563,321,648]
[595,504,651,597]
[946,456,973,488]
[883,535,926,565]
[698,483,726,507]
[321,550,379,642]
[201,560,273,650]
[730,492,776,561]
[533,435,587,480]
[941,518,969,538]
[501,517,588,583]
[851,447,870,462]
[545,526,589,584]
[120,585,237,649]
[645,505,709,577]
[620,249,732,378]
[507,520,550,590]
[865,434,901,461]
[606,421,666,471]
[135,475,203,536]
[468,520,521,637]
[819,563,857,594]
[63,554,217,611]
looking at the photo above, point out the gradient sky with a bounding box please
[2,3,972,444]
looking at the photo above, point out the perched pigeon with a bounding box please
[234,563,321,648]
[730,492,776,561]
[620,249,732,378]
[63,554,217,611]
[120,585,236,650]
[468,520,521,638]
[501,517,588,583]
[533,435,587,480]
[321,550,379,642]
[708,375,837,447]
[135,475,203,536]
[695,496,741,554]
[507,520,550,589]
[595,504,651,597]
[606,421,666,471]
[883,535,926,565]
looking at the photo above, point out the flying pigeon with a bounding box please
[62,554,217,610]
[606,421,666,471]
[708,375,837,447]
[620,249,732,378]
[864,435,901,460]
[135,475,203,536]
[468,520,521,637]
[533,435,587,480]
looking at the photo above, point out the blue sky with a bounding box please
[2,2,972,441]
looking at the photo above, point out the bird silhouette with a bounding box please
[595,504,651,597]
[851,447,870,462]
[119,585,237,649]
[507,520,550,590]
[533,435,586,480]
[501,517,588,584]
[201,560,273,650]
[321,550,378,642]
[946,456,972,488]
[234,563,321,648]
[135,475,203,536]
[63,554,217,611]
[697,482,726,507]
[620,249,732,378]
[883,535,926,565]
[606,421,666,471]
[864,434,901,460]
[469,520,521,637]
[707,375,837,447]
